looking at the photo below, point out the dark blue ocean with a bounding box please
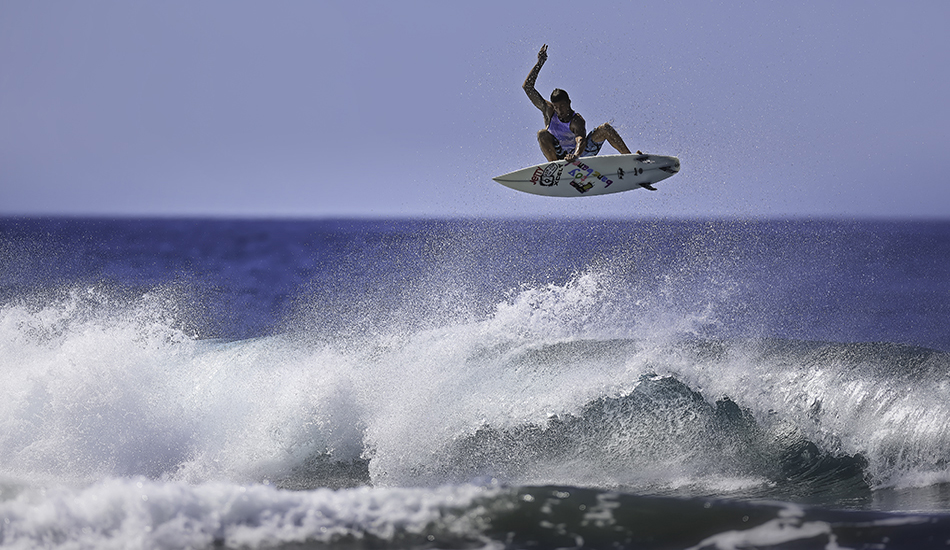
[2,217,950,549]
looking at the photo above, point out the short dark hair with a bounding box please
[550,88,570,103]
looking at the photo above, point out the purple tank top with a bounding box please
[547,112,577,152]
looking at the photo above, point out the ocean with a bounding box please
[1,217,950,549]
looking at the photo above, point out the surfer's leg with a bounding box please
[580,132,604,157]
[536,129,561,162]
[589,123,632,155]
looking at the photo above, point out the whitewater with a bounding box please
[1,218,949,549]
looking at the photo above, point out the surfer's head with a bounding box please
[550,88,570,104]
[550,88,572,119]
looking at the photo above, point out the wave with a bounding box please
[2,272,950,509]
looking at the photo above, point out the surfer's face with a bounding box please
[552,99,572,120]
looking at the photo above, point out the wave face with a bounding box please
[1,218,950,548]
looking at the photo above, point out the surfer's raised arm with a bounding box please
[523,44,550,114]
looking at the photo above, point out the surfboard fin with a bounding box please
[639,183,658,191]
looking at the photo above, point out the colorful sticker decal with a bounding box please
[571,181,593,193]
[568,161,613,188]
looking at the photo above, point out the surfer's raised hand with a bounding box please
[537,44,548,64]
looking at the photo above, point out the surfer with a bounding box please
[523,44,636,163]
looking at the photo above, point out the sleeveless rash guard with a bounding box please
[547,112,578,153]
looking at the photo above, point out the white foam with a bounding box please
[685,517,836,550]
[0,478,498,549]
[0,289,366,485]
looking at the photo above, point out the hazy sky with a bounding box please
[2,1,948,219]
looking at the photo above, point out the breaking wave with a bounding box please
[2,271,949,508]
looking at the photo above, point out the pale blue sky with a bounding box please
[1,1,948,218]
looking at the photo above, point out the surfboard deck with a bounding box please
[493,153,680,197]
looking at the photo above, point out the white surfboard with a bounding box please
[493,153,680,197]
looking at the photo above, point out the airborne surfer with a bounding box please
[523,44,638,164]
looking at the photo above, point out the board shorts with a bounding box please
[555,132,604,159]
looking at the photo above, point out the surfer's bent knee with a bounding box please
[590,123,614,141]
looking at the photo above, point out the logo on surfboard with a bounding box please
[531,163,563,186]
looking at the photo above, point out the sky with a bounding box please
[1,1,948,219]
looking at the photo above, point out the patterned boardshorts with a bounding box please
[554,132,604,159]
